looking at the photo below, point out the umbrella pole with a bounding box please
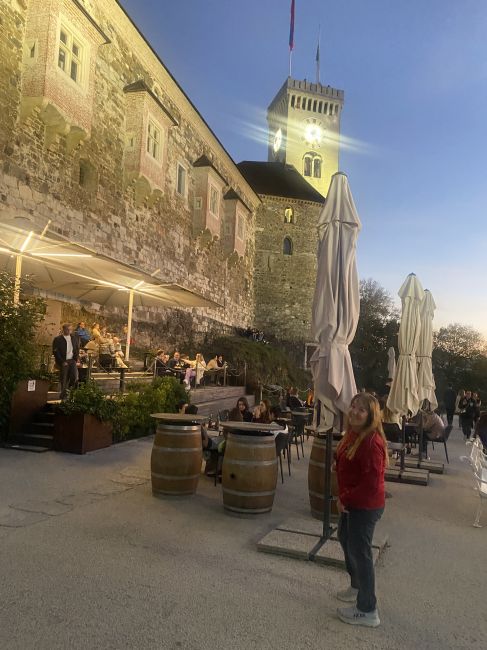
[400,415,406,471]
[125,289,134,362]
[309,399,336,560]
[418,410,424,464]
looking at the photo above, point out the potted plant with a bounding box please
[54,381,117,454]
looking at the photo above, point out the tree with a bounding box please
[433,324,487,399]
[350,279,399,393]
[0,272,46,439]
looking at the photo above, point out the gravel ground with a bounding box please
[0,423,485,650]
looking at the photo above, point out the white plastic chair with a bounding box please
[472,448,487,528]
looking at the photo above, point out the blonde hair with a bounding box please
[337,393,389,466]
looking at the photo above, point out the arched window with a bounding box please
[303,152,322,179]
[284,207,294,224]
[303,154,312,177]
[313,157,322,178]
[283,237,293,256]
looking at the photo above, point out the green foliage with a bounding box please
[57,381,118,422]
[112,377,188,441]
[433,323,487,402]
[349,279,399,393]
[201,336,311,395]
[0,272,47,439]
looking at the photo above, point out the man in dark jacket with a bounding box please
[443,384,457,426]
[52,324,80,399]
[458,390,477,440]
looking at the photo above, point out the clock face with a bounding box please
[304,123,322,145]
[273,128,283,153]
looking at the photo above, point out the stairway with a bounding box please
[6,404,56,453]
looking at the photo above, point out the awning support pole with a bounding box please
[125,289,134,362]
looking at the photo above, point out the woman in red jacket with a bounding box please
[335,392,388,628]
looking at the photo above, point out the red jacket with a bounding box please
[336,430,386,510]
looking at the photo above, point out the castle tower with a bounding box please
[267,78,344,197]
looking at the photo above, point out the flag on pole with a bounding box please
[289,0,295,51]
[316,27,320,84]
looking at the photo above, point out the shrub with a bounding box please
[112,377,188,442]
[57,381,118,422]
[0,272,47,440]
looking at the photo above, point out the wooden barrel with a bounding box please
[151,422,202,496]
[222,433,278,514]
[308,435,339,520]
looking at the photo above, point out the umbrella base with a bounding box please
[396,458,444,474]
[385,467,429,485]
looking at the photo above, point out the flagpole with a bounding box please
[289,49,293,77]
[289,0,295,78]
[316,25,321,85]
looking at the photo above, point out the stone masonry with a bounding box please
[0,0,260,347]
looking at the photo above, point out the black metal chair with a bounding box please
[275,431,291,483]
[289,413,306,459]
[218,409,230,422]
[428,425,453,463]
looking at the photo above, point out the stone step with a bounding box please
[5,443,52,453]
[8,432,54,450]
[30,422,55,436]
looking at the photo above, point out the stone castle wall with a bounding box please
[0,0,259,345]
[253,195,322,342]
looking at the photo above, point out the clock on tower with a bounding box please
[267,78,344,197]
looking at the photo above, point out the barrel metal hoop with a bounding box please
[308,459,326,468]
[151,472,200,481]
[222,487,276,497]
[224,505,272,514]
[309,489,336,499]
[224,459,277,467]
[156,429,200,436]
[152,447,201,453]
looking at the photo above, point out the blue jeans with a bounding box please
[337,507,384,612]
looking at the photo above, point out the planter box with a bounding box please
[9,379,50,435]
[53,413,113,454]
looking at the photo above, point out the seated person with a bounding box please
[185,404,219,453]
[168,351,187,379]
[98,334,114,371]
[91,322,102,341]
[411,410,445,456]
[112,336,127,368]
[236,396,253,422]
[287,387,304,410]
[154,350,171,376]
[228,406,243,422]
[206,355,225,384]
[194,353,206,386]
[253,399,272,424]
[75,322,90,347]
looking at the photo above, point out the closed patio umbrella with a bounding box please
[417,290,438,410]
[387,346,396,380]
[387,273,425,416]
[310,171,361,431]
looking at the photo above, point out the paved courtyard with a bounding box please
[0,424,485,650]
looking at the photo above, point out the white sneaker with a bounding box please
[337,606,380,627]
[336,586,358,603]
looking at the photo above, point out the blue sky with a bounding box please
[121,0,487,335]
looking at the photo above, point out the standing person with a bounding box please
[52,324,80,399]
[458,390,476,440]
[456,389,465,430]
[335,393,388,628]
[443,384,457,427]
[473,392,481,428]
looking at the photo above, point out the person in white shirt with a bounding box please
[52,324,80,399]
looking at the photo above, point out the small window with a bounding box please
[194,197,202,210]
[303,155,312,177]
[176,163,186,196]
[313,100,317,112]
[318,101,323,113]
[30,43,36,58]
[290,95,295,108]
[58,25,83,84]
[296,97,301,109]
[329,103,334,116]
[78,159,97,192]
[335,104,339,115]
[147,120,161,160]
[313,158,322,178]
[324,102,328,114]
[283,237,293,256]
[284,207,294,224]
[209,185,219,217]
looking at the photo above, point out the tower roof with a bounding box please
[237,162,324,203]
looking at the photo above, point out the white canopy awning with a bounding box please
[0,219,221,359]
